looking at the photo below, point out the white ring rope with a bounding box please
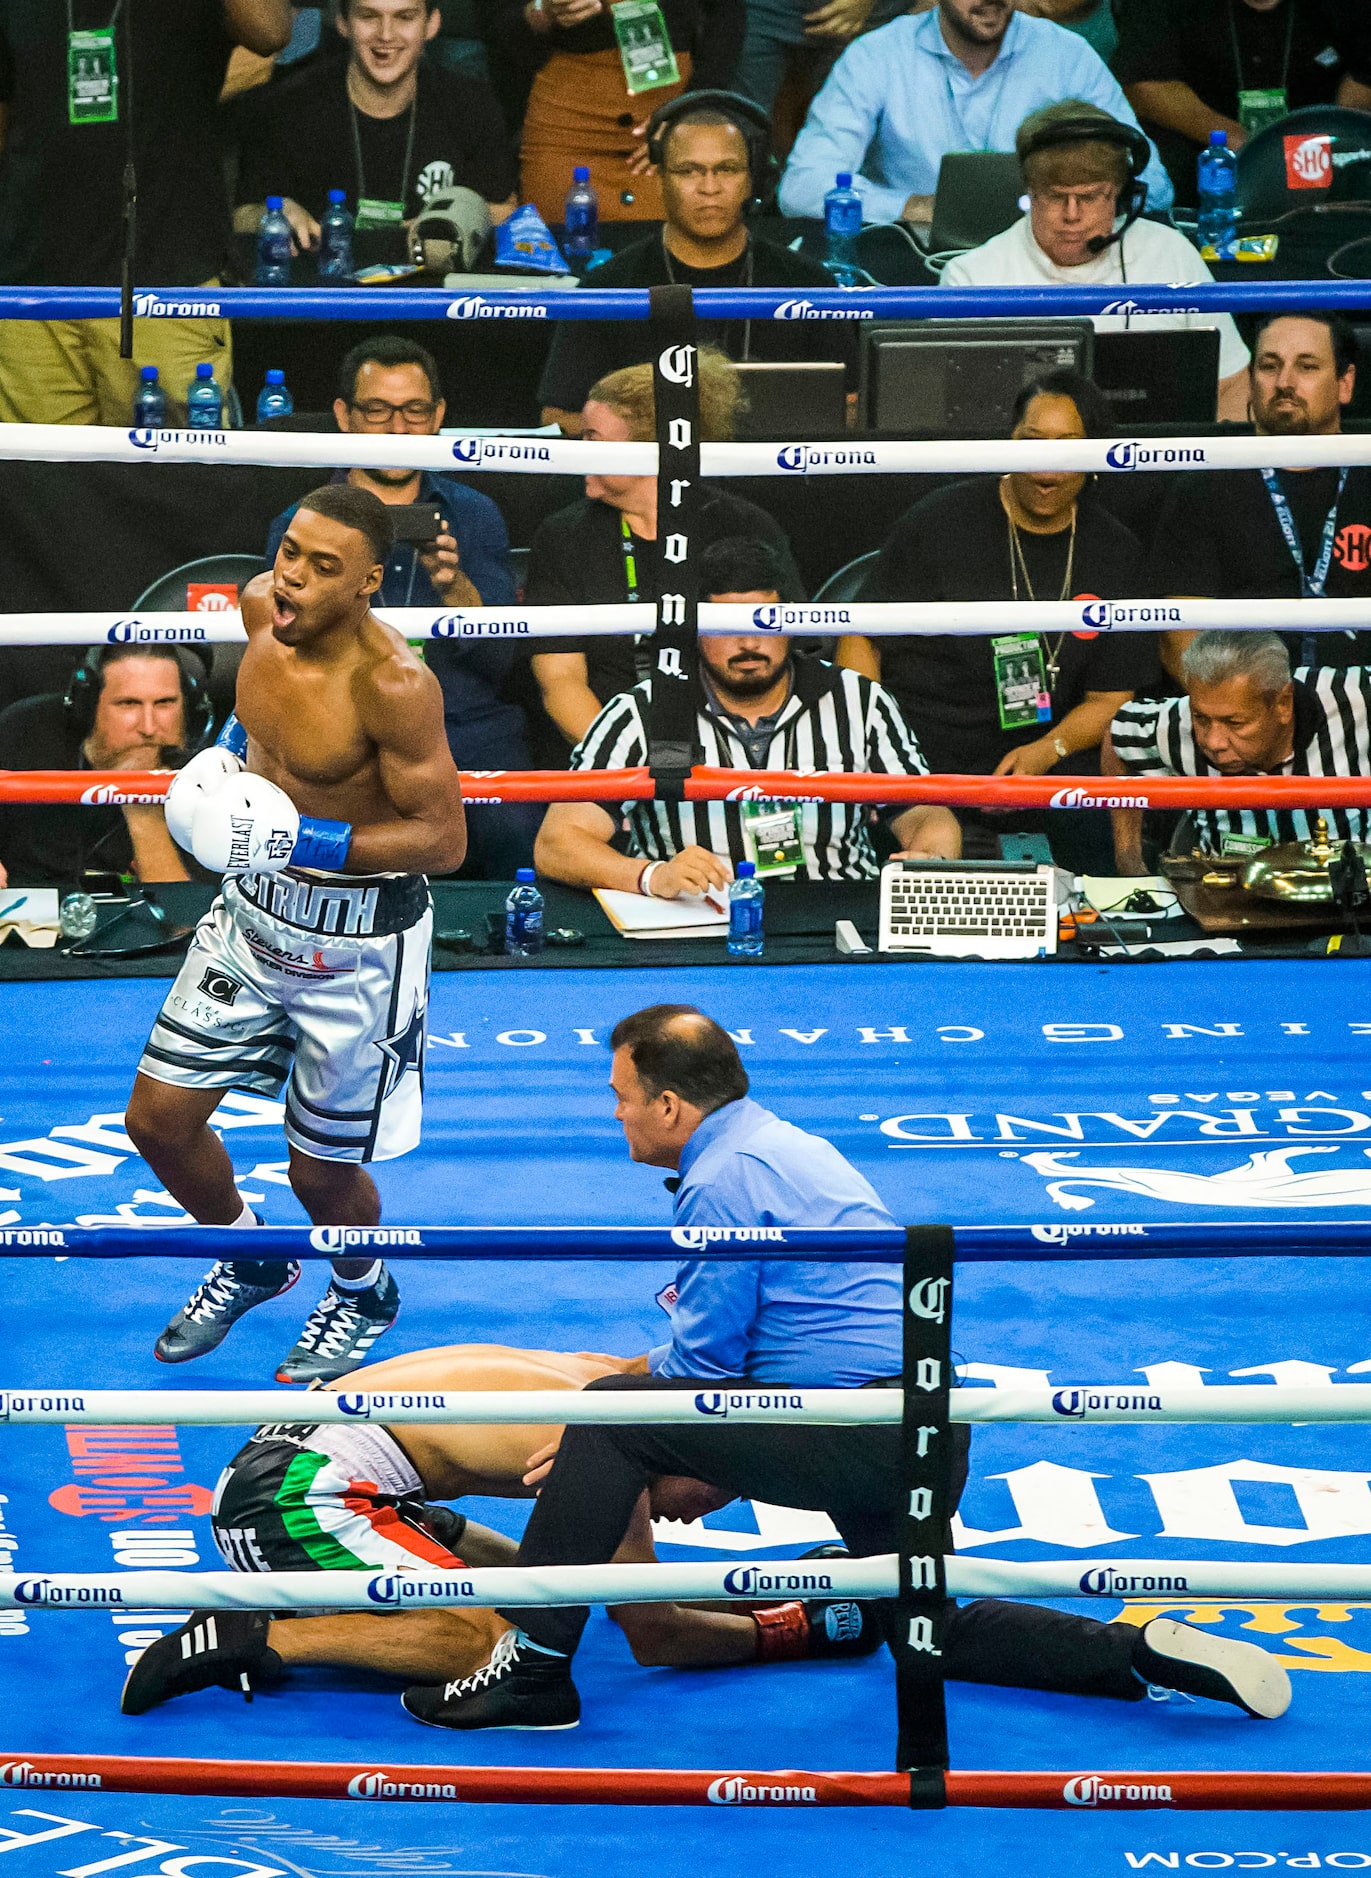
[8,423,1371,478]
[5,596,1364,648]
[7,1383,1371,1425]
[9,1556,1371,1610]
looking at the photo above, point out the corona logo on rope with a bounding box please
[1048,786,1151,808]
[750,604,853,630]
[692,1391,806,1417]
[1050,1389,1164,1418]
[670,1226,788,1248]
[346,1770,459,1800]
[445,297,547,319]
[1079,1568,1191,1596]
[128,428,228,452]
[721,1567,836,1596]
[0,1761,101,1790]
[1099,300,1199,318]
[772,299,874,321]
[775,445,879,473]
[706,1776,820,1805]
[723,785,825,802]
[1062,1775,1175,1808]
[79,783,166,806]
[132,292,223,318]
[309,1227,424,1251]
[365,1574,477,1605]
[1105,441,1209,470]
[10,1578,126,1605]
[1078,601,1184,629]
[428,613,532,638]
[1029,1224,1148,1244]
[107,619,209,644]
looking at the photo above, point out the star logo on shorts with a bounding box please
[376,999,426,1098]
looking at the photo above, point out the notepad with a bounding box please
[594,888,729,941]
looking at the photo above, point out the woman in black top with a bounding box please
[841,370,1160,870]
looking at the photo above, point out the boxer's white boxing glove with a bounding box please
[187,772,301,875]
[163,745,244,854]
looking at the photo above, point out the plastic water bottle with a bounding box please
[1197,131,1239,259]
[256,369,294,424]
[187,361,224,430]
[728,861,764,958]
[564,166,599,267]
[824,172,863,287]
[133,364,166,428]
[255,194,293,287]
[319,188,355,283]
[505,868,545,957]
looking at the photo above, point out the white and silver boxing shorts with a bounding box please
[136,868,432,1163]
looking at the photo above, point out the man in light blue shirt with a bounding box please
[779,0,1173,225]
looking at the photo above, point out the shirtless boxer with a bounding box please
[124,484,465,1383]
[120,1342,876,1715]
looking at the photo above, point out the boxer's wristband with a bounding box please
[216,713,248,761]
[291,816,353,871]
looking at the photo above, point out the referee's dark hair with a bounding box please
[1250,310,1359,380]
[610,1005,749,1115]
[699,535,785,598]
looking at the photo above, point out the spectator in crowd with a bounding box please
[491,0,742,225]
[1015,0,1117,65]
[235,0,516,260]
[841,370,1157,873]
[1116,0,1371,180]
[266,335,536,877]
[0,0,292,425]
[528,354,804,755]
[777,0,1172,226]
[1106,629,1371,872]
[533,533,960,899]
[942,102,1250,422]
[1146,312,1371,676]
[0,648,209,888]
[734,0,900,118]
[539,93,846,433]
[222,3,324,99]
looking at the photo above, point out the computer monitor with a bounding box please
[733,360,849,441]
[857,319,1094,437]
[929,153,1028,255]
[1092,328,1220,426]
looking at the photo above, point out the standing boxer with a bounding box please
[125,483,465,1383]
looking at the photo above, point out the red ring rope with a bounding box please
[0,1753,1366,1809]
[7,767,1371,809]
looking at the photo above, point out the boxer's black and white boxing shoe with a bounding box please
[1132,1617,1292,1718]
[276,1264,400,1384]
[155,1256,300,1364]
[401,1629,580,1731]
[121,1610,284,1715]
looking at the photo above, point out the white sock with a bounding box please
[229,1201,258,1228]
[331,1259,383,1293]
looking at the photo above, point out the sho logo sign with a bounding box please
[658,343,696,386]
[907,1275,950,1324]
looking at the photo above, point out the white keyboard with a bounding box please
[878,861,1057,959]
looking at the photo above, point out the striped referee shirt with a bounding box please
[1111,667,1371,849]
[572,658,930,879]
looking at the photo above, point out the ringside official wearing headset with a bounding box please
[0,645,214,888]
[942,101,1250,422]
[538,89,851,434]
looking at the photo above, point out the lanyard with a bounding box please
[1260,466,1347,597]
[66,0,122,31]
[350,94,418,215]
[1228,0,1294,96]
[619,513,641,602]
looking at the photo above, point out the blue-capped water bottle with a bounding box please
[728,860,764,958]
[186,361,224,430]
[564,165,599,269]
[255,194,293,287]
[824,172,863,287]
[1197,131,1239,259]
[505,867,545,957]
[133,364,166,428]
[256,368,294,423]
[319,188,355,283]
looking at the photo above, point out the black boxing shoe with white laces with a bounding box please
[1132,1617,1292,1718]
[121,1610,284,1715]
[401,1629,580,1731]
[155,1256,299,1364]
[276,1265,400,1384]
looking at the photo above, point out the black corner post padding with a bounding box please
[645,283,703,783]
[894,1222,955,1794]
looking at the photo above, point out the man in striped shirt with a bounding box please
[1105,629,1371,873]
[533,538,961,898]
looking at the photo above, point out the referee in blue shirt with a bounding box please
[404,1007,1292,1733]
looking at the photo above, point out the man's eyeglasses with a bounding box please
[1034,185,1117,212]
[663,161,750,181]
[349,398,439,426]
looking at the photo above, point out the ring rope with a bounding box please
[6,1382,1371,1425]
[11,596,1370,646]
[4,1751,1365,1811]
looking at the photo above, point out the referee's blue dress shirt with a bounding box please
[778,9,1173,223]
[647,1096,902,1387]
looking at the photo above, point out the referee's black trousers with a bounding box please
[499,1374,1143,1701]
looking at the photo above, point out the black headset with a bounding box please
[64,645,216,750]
[1016,114,1152,254]
[644,89,778,213]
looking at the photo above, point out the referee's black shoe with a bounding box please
[121,1610,284,1715]
[401,1629,579,1731]
[1132,1618,1291,1717]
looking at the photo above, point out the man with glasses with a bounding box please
[267,336,536,877]
[942,101,1249,422]
[538,100,843,436]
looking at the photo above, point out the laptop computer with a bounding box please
[929,153,1027,254]
[1092,328,1222,426]
[733,361,849,441]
